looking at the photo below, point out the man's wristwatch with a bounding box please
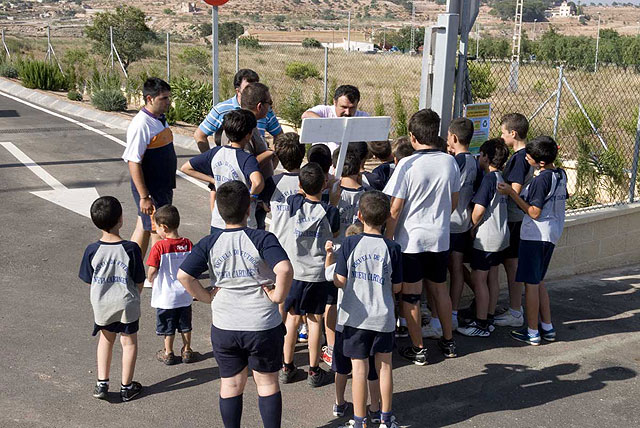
[141,195,151,200]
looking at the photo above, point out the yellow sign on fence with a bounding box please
[464,103,491,154]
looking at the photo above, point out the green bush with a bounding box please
[170,76,213,125]
[238,36,261,50]
[279,87,311,130]
[285,61,320,81]
[18,60,68,91]
[92,88,127,111]
[0,62,18,78]
[374,93,386,116]
[302,38,323,49]
[562,106,602,138]
[89,68,121,93]
[468,62,497,100]
[393,89,407,137]
[67,90,83,101]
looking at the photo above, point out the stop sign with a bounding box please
[204,0,229,5]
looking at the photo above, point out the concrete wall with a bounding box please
[546,203,640,279]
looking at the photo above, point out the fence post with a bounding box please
[166,33,170,82]
[347,11,351,52]
[1,29,9,58]
[211,6,219,105]
[110,26,114,70]
[552,65,564,140]
[629,106,640,202]
[323,46,328,105]
[235,38,239,73]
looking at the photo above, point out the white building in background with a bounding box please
[549,2,574,18]
[322,39,375,52]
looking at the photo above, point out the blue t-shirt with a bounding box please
[370,161,395,191]
[503,148,534,222]
[179,227,289,331]
[283,193,340,281]
[335,233,403,333]
[198,95,282,138]
[451,153,479,233]
[520,168,568,244]
[79,241,146,325]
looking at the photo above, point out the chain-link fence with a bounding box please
[3,25,640,214]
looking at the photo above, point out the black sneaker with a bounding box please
[120,381,142,402]
[399,346,428,366]
[93,383,108,400]
[308,367,332,387]
[438,338,458,358]
[395,325,408,338]
[279,365,297,384]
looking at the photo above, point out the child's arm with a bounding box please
[249,171,265,196]
[451,191,459,213]
[471,204,486,227]
[177,269,215,303]
[497,182,542,220]
[325,241,335,268]
[147,266,158,283]
[385,196,405,240]
[262,260,293,304]
[392,282,402,294]
[180,161,216,186]
[333,273,347,288]
[210,189,216,213]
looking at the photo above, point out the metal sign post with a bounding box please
[204,0,230,105]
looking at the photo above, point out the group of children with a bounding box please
[79,106,567,428]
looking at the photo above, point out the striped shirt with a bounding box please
[198,95,282,138]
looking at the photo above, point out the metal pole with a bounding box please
[46,25,51,61]
[166,32,170,82]
[212,6,219,105]
[347,11,351,52]
[383,27,386,49]
[533,19,537,41]
[552,65,564,140]
[475,22,479,57]
[323,46,329,105]
[235,37,239,73]
[562,76,608,151]
[410,1,415,53]
[2,29,9,58]
[629,106,640,202]
[595,13,601,73]
[110,26,114,69]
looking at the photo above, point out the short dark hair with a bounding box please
[143,77,171,101]
[409,109,440,146]
[307,144,332,174]
[368,140,392,160]
[233,69,259,88]
[153,205,180,230]
[526,136,558,164]
[341,150,362,177]
[359,190,390,227]
[436,136,448,153]
[216,181,250,224]
[333,85,360,104]
[392,136,414,160]
[90,196,122,231]
[299,162,325,195]
[448,117,474,146]
[222,109,257,143]
[479,138,509,169]
[349,141,370,164]
[500,113,529,140]
[274,132,305,171]
[240,82,270,111]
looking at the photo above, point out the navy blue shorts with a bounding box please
[402,251,450,283]
[326,284,338,305]
[156,306,192,335]
[450,230,472,254]
[501,221,522,259]
[341,325,394,359]
[516,240,555,285]
[92,320,139,336]
[470,248,503,271]
[332,330,378,380]
[211,323,286,378]
[284,280,331,315]
[131,180,173,232]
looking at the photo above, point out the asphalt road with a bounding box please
[0,92,639,428]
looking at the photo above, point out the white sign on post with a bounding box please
[300,116,392,179]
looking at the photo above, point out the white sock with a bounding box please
[452,310,458,317]
[509,308,522,317]
[431,318,442,329]
[399,317,407,327]
[528,327,539,336]
[540,321,553,331]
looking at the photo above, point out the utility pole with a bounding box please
[595,12,601,73]
[410,1,416,53]
[533,18,537,41]
[509,0,524,91]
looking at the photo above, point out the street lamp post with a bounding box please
[533,18,537,41]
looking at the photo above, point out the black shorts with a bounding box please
[332,330,378,381]
[341,325,394,359]
[402,251,450,283]
[210,323,286,378]
[501,221,522,259]
[326,285,338,305]
[516,240,555,285]
[470,248,503,271]
[284,280,331,315]
[156,306,192,335]
[131,180,173,232]
[450,230,472,254]
[92,320,139,336]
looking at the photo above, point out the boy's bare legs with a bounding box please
[131,217,150,256]
[448,252,465,311]
[221,367,249,398]
[525,283,540,330]
[282,312,300,366]
[470,270,489,320]
[351,358,369,419]
[97,330,116,381]
[538,282,552,324]
[504,258,524,311]
[335,373,349,406]
[254,370,280,397]
[324,304,337,352]
[163,334,175,355]
[402,281,423,348]
[368,379,381,413]
[488,266,501,316]
[306,313,324,367]
[180,331,192,352]
[120,333,138,386]
[375,353,393,414]
[219,368,248,428]
[254,370,282,428]
[427,281,453,340]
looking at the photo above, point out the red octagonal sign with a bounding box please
[204,0,229,5]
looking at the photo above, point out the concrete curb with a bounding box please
[0,77,198,152]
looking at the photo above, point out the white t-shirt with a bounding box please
[308,104,369,153]
[383,149,461,253]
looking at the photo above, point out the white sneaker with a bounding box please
[494,311,524,327]
[338,420,357,428]
[457,321,491,337]
[380,415,400,428]
[421,322,443,339]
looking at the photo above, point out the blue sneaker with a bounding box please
[511,328,541,346]
[333,401,351,417]
[539,324,556,342]
[368,406,381,424]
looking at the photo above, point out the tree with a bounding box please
[490,0,551,22]
[84,6,154,71]
[302,38,323,48]
[219,22,244,45]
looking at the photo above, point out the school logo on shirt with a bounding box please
[212,160,241,183]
